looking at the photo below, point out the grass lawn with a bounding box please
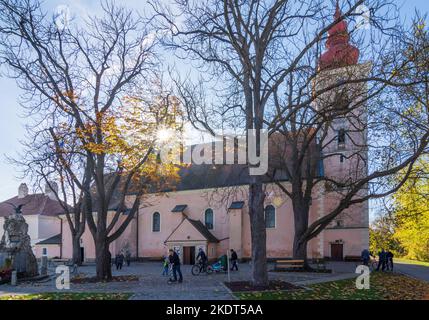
[394,258,429,267]
[236,272,429,300]
[0,292,132,300]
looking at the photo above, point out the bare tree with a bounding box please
[0,0,181,280]
[152,0,429,284]
[10,125,88,265]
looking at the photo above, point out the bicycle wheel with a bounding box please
[191,264,201,276]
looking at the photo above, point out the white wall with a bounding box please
[38,215,61,240]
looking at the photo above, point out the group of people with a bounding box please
[361,248,394,271]
[114,251,132,270]
[161,248,240,284]
[195,248,239,271]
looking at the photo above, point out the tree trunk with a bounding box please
[292,196,310,268]
[293,237,308,262]
[95,237,112,280]
[72,236,82,266]
[249,180,268,286]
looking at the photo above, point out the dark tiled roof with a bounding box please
[155,133,323,192]
[187,219,219,243]
[0,194,68,218]
[36,234,62,245]
[103,133,324,198]
[229,201,245,209]
[171,204,187,213]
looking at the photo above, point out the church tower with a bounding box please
[313,1,370,258]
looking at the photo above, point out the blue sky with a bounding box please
[0,0,428,216]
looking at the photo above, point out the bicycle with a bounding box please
[191,259,208,276]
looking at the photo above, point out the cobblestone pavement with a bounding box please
[0,262,358,300]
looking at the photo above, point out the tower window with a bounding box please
[340,155,345,163]
[338,129,346,149]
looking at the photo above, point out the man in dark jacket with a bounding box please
[125,251,131,267]
[115,253,124,270]
[230,249,238,271]
[376,249,387,271]
[361,249,370,266]
[169,249,183,283]
[196,248,208,271]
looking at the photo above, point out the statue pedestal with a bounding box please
[0,214,38,278]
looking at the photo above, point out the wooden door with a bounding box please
[80,247,85,263]
[331,243,343,261]
[183,246,196,265]
[183,246,191,265]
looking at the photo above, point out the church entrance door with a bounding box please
[183,246,195,265]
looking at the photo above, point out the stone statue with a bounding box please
[0,204,38,277]
[4,202,25,215]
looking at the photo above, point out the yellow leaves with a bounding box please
[392,157,429,261]
[237,273,429,300]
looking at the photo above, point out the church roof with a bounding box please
[187,219,219,243]
[95,132,323,209]
[229,201,245,210]
[171,204,188,213]
[318,1,359,71]
[36,234,62,245]
[164,217,219,244]
[0,194,68,218]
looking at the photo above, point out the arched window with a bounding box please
[265,205,276,229]
[152,212,160,232]
[205,208,214,230]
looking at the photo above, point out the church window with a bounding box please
[338,129,346,149]
[152,212,161,232]
[205,208,214,230]
[265,205,276,228]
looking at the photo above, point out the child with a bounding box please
[162,256,169,276]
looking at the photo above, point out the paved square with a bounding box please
[0,262,358,300]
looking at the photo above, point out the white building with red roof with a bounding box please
[0,183,64,258]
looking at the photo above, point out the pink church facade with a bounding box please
[60,4,370,264]
[60,180,368,264]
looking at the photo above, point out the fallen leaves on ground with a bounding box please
[0,292,132,300]
[237,272,429,300]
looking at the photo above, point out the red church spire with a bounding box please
[318,1,359,71]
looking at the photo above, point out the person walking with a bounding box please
[115,252,124,270]
[230,249,238,271]
[376,249,387,271]
[361,248,370,266]
[125,251,131,267]
[168,249,183,283]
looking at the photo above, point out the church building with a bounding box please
[60,4,370,264]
